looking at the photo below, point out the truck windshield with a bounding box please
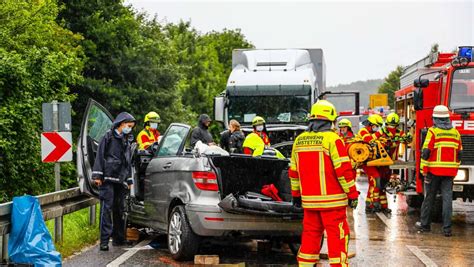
[228,95,310,124]
[450,67,474,109]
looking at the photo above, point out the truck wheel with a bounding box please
[168,205,200,261]
[406,194,424,208]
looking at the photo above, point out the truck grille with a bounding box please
[461,135,474,165]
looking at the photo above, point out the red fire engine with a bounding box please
[395,46,474,207]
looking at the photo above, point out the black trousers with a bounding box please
[420,174,453,232]
[99,182,127,245]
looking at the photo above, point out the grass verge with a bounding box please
[46,205,100,259]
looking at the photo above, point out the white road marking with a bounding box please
[123,245,155,251]
[375,212,391,229]
[406,245,438,267]
[106,239,152,267]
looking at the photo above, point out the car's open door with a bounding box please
[77,99,113,197]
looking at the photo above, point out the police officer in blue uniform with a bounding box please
[92,112,136,251]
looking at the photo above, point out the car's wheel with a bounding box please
[168,205,200,261]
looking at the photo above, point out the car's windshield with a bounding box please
[450,67,474,110]
[228,95,310,124]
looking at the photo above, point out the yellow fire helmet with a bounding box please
[367,114,383,126]
[252,116,266,126]
[338,118,352,128]
[144,111,161,123]
[386,112,400,126]
[309,100,337,121]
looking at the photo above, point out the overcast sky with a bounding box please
[125,0,473,86]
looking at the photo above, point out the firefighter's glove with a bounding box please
[348,191,360,209]
[348,198,358,209]
[421,148,431,160]
[405,133,413,143]
[292,196,302,208]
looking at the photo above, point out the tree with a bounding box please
[430,43,439,55]
[58,0,190,132]
[201,29,253,76]
[0,0,254,201]
[377,66,404,108]
[0,0,84,201]
[165,23,253,116]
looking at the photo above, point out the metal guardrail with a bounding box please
[0,187,98,260]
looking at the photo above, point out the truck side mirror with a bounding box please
[414,88,423,110]
[214,96,226,123]
[414,78,429,88]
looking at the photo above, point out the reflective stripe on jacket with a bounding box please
[420,127,462,177]
[339,130,354,147]
[357,126,376,143]
[378,127,406,160]
[243,132,270,156]
[289,131,357,210]
[137,126,160,150]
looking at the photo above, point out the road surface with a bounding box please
[64,177,474,266]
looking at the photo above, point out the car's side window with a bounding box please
[157,125,189,157]
[87,105,113,142]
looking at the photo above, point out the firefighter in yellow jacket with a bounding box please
[418,105,462,237]
[289,100,359,267]
[137,112,161,150]
[243,116,284,158]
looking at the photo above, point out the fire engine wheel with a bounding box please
[288,235,324,256]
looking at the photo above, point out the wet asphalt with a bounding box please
[64,177,474,267]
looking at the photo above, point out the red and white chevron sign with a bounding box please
[41,132,72,162]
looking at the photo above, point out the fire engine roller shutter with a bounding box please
[460,135,474,165]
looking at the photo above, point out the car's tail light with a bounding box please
[192,171,218,191]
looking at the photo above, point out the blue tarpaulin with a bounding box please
[8,195,62,266]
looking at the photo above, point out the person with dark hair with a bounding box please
[338,118,354,143]
[92,112,136,251]
[220,119,244,153]
[190,114,214,147]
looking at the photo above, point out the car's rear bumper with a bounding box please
[185,203,302,237]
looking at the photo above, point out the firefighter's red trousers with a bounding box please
[363,166,380,208]
[297,208,350,267]
[378,167,391,209]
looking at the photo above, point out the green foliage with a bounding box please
[430,43,439,55]
[377,66,404,108]
[165,22,253,116]
[0,0,253,202]
[58,0,187,132]
[0,0,84,201]
[46,206,100,258]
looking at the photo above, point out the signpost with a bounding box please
[41,132,72,162]
[41,101,72,243]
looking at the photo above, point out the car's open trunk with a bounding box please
[210,155,302,217]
